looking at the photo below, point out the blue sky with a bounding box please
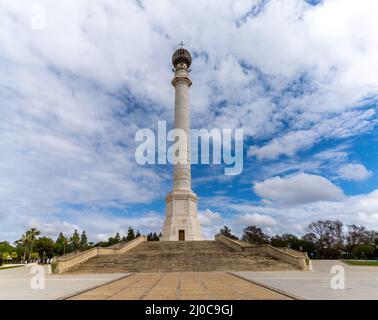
[1,0,378,242]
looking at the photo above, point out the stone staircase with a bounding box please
[66,241,295,274]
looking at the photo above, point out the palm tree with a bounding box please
[15,234,28,263]
[26,228,40,262]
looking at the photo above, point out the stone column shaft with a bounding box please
[172,70,192,191]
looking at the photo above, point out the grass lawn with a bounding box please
[0,265,24,271]
[342,260,378,266]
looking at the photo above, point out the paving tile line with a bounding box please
[228,272,303,300]
[104,275,145,300]
[139,273,166,300]
[195,272,248,300]
[205,273,237,299]
[224,274,252,299]
[195,272,212,300]
[176,273,182,299]
[58,274,132,300]
[62,272,302,301]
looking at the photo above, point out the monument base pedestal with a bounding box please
[161,190,202,241]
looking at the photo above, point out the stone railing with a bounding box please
[215,235,310,271]
[279,247,309,259]
[52,236,146,274]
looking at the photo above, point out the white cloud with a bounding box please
[238,213,277,227]
[253,173,345,205]
[198,209,224,240]
[337,163,372,181]
[248,109,375,160]
[198,209,222,226]
[1,0,378,241]
[70,210,165,242]
[202,189,378,237]
[198,208,277,239]
[27,220,81,239]
[254,144,365,183]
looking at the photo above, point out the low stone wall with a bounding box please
[52,236,146,274]
[215,235,309,271]
[279,247,309,259]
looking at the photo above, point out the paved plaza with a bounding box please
[67,272,292,300]
[2,260,378,300]
[233,260,378,300]
[0,264,127,300]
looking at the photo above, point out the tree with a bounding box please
[300,239,317,257]
[14,234,28,263]
[0,241,14,253]
[284,234,302,249]
[307,220,344,258]
[147,232,159,241]
[352,244,375,259]
[136,230,141,238]
[26,228,41,262]
[270,233,317,256]
[2,252,11,262]
[347,225,368,244]
[54,233,68,256]
[270,234,301,248]
[94,241,109,247]
[80,231,89,251]
[270,235,286,248]
[30,252,39,261]
[11,252,18,262]
[108,232,121,246]
[302,232,317,243]
[242,226,269,245]
[33,237,54,263]
[346,225,377,256]
[217,226,238,240]
[70,230,80,251]
[127,227,135,241]
[0,241,15,262]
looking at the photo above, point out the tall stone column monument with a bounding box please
[161,47,202,241]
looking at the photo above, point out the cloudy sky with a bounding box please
[1,0,378,242]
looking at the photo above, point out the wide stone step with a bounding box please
[66,240,295,274]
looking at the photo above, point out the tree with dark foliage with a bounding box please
[306,220,344,258]
[242,226,269,245]
[33,237,54,263]
[127,227,136,241]
[217,226,238,240]
[70,230,81,251]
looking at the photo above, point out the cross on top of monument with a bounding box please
[178,41,186,48]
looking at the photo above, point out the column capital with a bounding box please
[171,76,192,87]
